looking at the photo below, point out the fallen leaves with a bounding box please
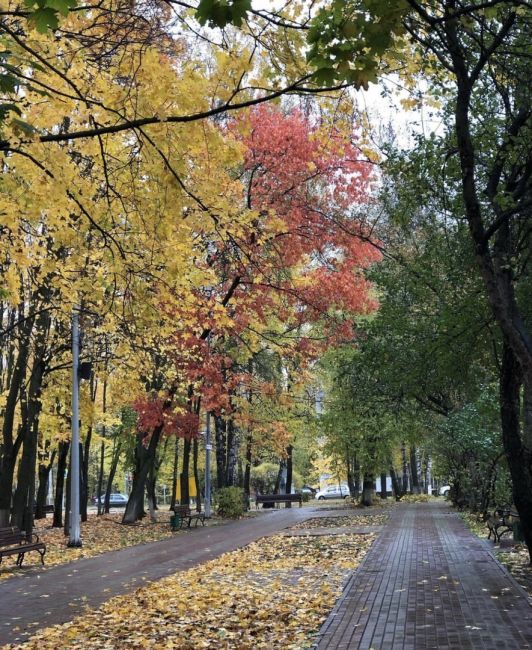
[290,513,388,529]
[0,513,181,581]
[4,532,376,649]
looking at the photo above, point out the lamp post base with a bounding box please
[67,539,82,548]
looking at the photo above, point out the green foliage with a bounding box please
[196,0,252,28]
[195,0,408,87]
[215,486,246,518]
[430,386,510,510]
[24,0,77,32]
[250,462,278,494]
[28,7,60,32]
[306,0,408,88]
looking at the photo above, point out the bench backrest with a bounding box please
[0,526,26,546]
[173,505,191,516]
[256,493,302,502]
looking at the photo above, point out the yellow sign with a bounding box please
[175,477,197,500]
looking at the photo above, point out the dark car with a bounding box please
[300,485,317,495]
[93,493,128,507]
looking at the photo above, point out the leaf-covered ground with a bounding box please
[0,512,214,581]
[4,532,375,649]
[290,513,388,529]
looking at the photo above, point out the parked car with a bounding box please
[300,485,317,496]
[315,484,350,500]
[93,493,129,507]
[439,485,451,497]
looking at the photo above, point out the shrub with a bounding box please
[215,487,246,518]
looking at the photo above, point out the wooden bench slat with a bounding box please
[256,493,303,508]
[0,526,46,567]
[171,506,206,529]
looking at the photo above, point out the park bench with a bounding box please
[33,504,54,516]
[486,508,520,543]
[256,493,302,508]
[0,526,46,567]
[171,504,206,529]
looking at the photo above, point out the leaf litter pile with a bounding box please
[290,513,388,529]
[5,532,375,650]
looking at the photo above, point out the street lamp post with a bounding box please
[68,309,82,547]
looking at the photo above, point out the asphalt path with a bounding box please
[0,507,315,646]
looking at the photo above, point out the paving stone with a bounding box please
[314,501,532,649]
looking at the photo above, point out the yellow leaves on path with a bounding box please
[7,532,375,649]
[290,513,389,529]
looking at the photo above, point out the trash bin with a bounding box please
[170,514,181,531]
[513,520,524,542]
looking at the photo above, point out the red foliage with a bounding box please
[142,105,382,422]
[133,396,199,439]
[227,105,381,340]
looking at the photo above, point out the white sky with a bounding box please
[251,0,443,147]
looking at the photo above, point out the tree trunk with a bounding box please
[274,458,286,493]
[225,417,238,487]
[446,30,532,554]
[53,440,69,528]
[96,379,107,516]
[410,446,421,494]
[146,455,157,523]
[380,472,387,499]
[0,310,33,526]
[193,437,202,513]
[64,449,71,536]
[97,438,105,515]
[361,474,375,507]
[390,466,403,501]
[243,431,252,498]
[170,436,179,510]
[215,415,226,489]
[104,439,122,513]
[500,342,532,562]
[401,443,409,493]
[353,455,360,498]
[346,451,356,497]
[421,453,429,494]
[122,428,161,524]
[35,449,56,519]
[80,427,92,522]
[179,437,192,507]
[285,445,293,507]
[11,345,47,533]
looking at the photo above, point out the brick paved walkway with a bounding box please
[315,501,532,649]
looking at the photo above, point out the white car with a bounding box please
[439,485,450,497]
[93,493,129,507]
[315,485,350,500]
